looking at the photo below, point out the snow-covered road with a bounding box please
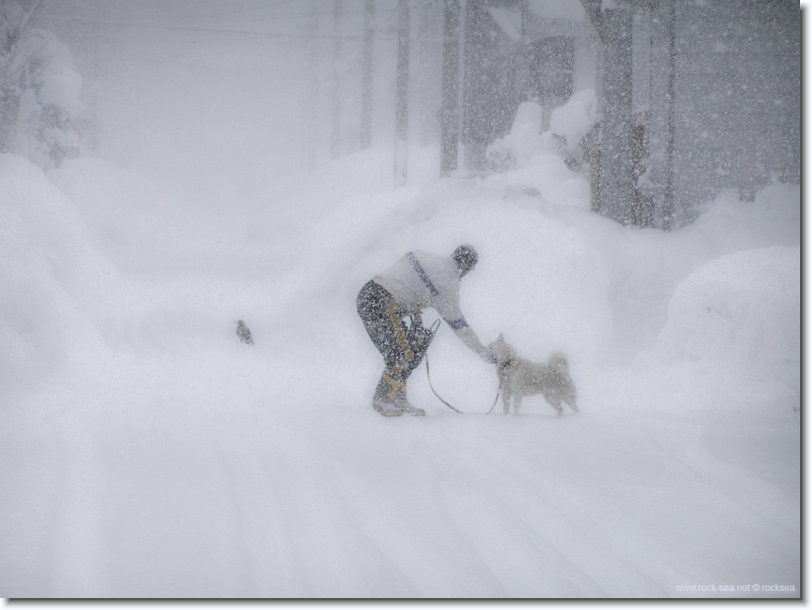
[0,141,800,597]
[2,354,799,597]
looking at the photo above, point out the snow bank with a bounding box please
[690,181,801,251]
[658,247,800,365]
[484,152,592,211]
[655,246,800,409]
[49,158,205,269]
[0,154,119,394]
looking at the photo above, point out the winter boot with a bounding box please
[393,384,425,417]
[372,374,405,417]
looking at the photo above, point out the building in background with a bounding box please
[642,0,800,229]
[33,0,801,230]
[578,0,799,227]
[449,0,595,173]
[448,0,799,229]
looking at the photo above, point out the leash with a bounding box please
[423,319,504,415]
[423,320,463,414]
[424,350,464,414]
[485,359,511,415]
[486,376,503,415]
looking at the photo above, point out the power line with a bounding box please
[194,0,304,20]
[40,15,441,43]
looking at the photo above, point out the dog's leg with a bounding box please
[544,394,564,416]
[502,384,511,415]
[514,394,522,415]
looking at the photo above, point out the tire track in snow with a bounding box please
[313,421,500,597]
[48,416,106,596]
[200,398,312,596]
[213,404,416,597]
[474,412,798,593]
[251,412,430,596]
[408,421,660,597]
[267,407,518,597]
[636,414,800,535]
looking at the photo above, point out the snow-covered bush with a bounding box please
[485,101,548,172]
[0,1,86,169]
[549,88,598,170]
[486,91,599,173]
[550,89,597,153]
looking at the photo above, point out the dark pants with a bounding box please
[357,281,435,397]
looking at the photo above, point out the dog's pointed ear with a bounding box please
[497,333,503,341]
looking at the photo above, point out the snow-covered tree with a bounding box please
[0,0,86,169]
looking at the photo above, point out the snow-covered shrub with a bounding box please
[549,88,598,170]
[550,89,597,151]
[486,91,599,173]
[486,101,547,172]
[0,1,86,169]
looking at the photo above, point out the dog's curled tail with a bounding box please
[550,352,568,370]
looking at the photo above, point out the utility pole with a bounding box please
[440,0,461,177]
[660,0,676,230]
[305,0,321,170]
[330,0,343,159]
[582,0,635,225]
[394,0,410,186]
[360,0,374,150]
[634,0,676,230]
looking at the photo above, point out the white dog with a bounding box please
[489,334,578,416]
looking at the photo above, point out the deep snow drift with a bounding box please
[0,126,800,597]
